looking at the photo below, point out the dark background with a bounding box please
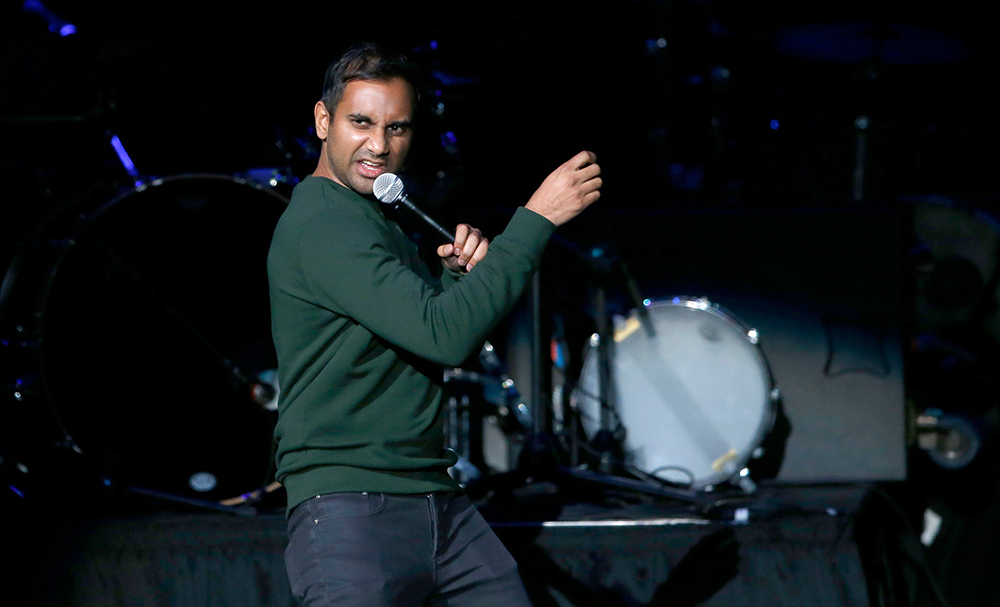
[2,0,996,246]
[3,2,1000,605]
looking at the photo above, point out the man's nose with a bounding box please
[367,130,388,156]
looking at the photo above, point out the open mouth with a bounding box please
[357,159,384,179]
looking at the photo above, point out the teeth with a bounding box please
[361,160,380,167]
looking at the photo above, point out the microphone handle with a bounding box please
[398,194,456,243]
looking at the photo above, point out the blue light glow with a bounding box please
[444,131,457,143]
[110,134,139,177]
[23,0,76,36]
[9,486,25,498]
[643,299,651,307]
[591,247,604,259]
[431,70,478,86]
[430,40,438,50]
[710,66,731,80]
[672,297,681,304]
[770,119,780,130]
[644,38,668,52]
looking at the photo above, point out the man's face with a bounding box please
[314,77,415,195]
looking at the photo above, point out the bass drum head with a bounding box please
[578,298,774,488]
[7,175,287,501]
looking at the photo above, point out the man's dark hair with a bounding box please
[321,42,421,113]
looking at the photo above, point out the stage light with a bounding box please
[109,134,139,177]
[22,0,76,36]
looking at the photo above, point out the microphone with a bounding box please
[373,173,456,243]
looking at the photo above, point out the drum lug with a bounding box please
[770,387,781,402]
[736,468,757,494]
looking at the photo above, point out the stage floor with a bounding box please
[3,483,870,606]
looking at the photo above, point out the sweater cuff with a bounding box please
[440,264,464,287]
[501,206,557,260]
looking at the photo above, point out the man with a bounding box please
[268,42,601,606]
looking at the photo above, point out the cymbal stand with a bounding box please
[470,233,707,506]
[556,242,706,503]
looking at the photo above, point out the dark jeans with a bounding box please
[285,492,532,606]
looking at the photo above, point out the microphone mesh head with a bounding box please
[373,173,405,204]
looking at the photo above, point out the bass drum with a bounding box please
[576,298,776,489]
[1,175,288,502]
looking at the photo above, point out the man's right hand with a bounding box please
[525,151,602,227]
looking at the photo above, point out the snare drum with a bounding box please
[576,298,777,489]
[1,175,288,501]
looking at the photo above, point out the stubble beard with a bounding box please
[324,147,377,196]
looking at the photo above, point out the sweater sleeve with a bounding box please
[299,206,554,366]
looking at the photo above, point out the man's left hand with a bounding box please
[438,224,488,272]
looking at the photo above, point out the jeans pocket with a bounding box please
[307,492,387,525]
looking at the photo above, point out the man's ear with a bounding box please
[314,101,330,140]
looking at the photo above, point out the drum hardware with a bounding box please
[907,328,1000,473]
[575,297,778,494]
[0,175,288,514]
[915,410,982,470]
[570,244,778,498]
[902,198,1000,472]
[465,235,765,506]
[443,342,530,486]
[217,480,285,509]
[232,167,297,193]
[121,484,258,517]
[554,245,730,500]
[250,369,280,411]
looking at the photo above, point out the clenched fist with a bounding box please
[525,151,602,227]
[438,223,488,272]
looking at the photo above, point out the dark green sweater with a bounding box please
[267,176,555,510]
